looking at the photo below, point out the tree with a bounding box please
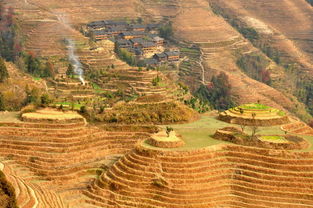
[0,92,5,111]
[159,22,173,39]
[40,94,52,106]
[0,57,8,82]
[66,63,74,78]
[42,61,54,78]
[250,112,258,137]
[195,72,236,111]
[166,126,174,137]
[25,52,41,75]
[136,17,143,24]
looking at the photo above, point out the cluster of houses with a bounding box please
[86,20,180,66]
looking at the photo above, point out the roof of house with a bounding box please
[120,31,145,37]
[145,58,158,65]
[130,38,145,44]
[131,24,146,29]
[116,39,131,45]
[107,26,128,32]
[141,41,156,48]
[103,20,128,26]
[87,21,105,27]
[154,53,167,59]
[147,24,160,29]
[165,51,180,57]
[93,29,111,36]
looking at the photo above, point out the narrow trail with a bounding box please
[198,48,205,84]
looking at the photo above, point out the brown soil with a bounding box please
[84,141,313,207]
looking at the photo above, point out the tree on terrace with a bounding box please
[0,57,8,82]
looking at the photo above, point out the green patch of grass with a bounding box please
[156,112,289,150]
[240,103,270,110]
[259,135,287,143]
[31,76,41,81]
[92,82,101,90]
[181,48,199,53]
[260,135,285,141]
[278,111,286,116]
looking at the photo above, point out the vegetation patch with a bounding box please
[240,103,270,110]
[0,171,18,208]
[259,135,287,143]
[96,101,198,124]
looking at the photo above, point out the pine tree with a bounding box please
[0,57,8,82]
[0,92,5,111]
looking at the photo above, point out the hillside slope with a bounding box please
[3,0,312,119]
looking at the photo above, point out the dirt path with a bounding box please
[198,48,205,84]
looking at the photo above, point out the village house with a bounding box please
[87,21,106,30]
[141,41,157,54]
[165,51,180,61]
[153,53,167,62]
[116,39,132,49]
[147,24,160,32]
[93,30,112,41]
[119,31,145,40]
[153,36,164,46]
[103,20,128,28]
[144,58,158,67]
[130,38,145,47]
[130,24,146,32]
[107,25,128,35]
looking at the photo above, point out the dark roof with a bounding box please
[87,21,105,27]
[93,30,111,36]
[141,41,156,48]
[131,24,146,29]
[165,51,180,57]
[107,25,128,32]
[130,38,145,44]
[154,53,167,59]
[120,31,145,36]
[147,24,160,30]
[116,39,131,45]
[103,20,128,26]
[148,34,158,39]
[145,58,158,65]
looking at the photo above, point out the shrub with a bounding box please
[0,57,9,83]
[20,104,37,115]
[80,105,86,113]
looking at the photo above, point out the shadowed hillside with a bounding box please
[0,170,17,208]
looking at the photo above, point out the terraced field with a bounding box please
[0,109,151,207]
[84,139,313,208]
[1,107,313,207]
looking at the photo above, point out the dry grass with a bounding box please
[21,108,83,121]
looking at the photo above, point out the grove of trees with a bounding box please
[237,53,272,85]
[195,72,236,111]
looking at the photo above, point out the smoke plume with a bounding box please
[67,39,85,85]
[56,13,85,85]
